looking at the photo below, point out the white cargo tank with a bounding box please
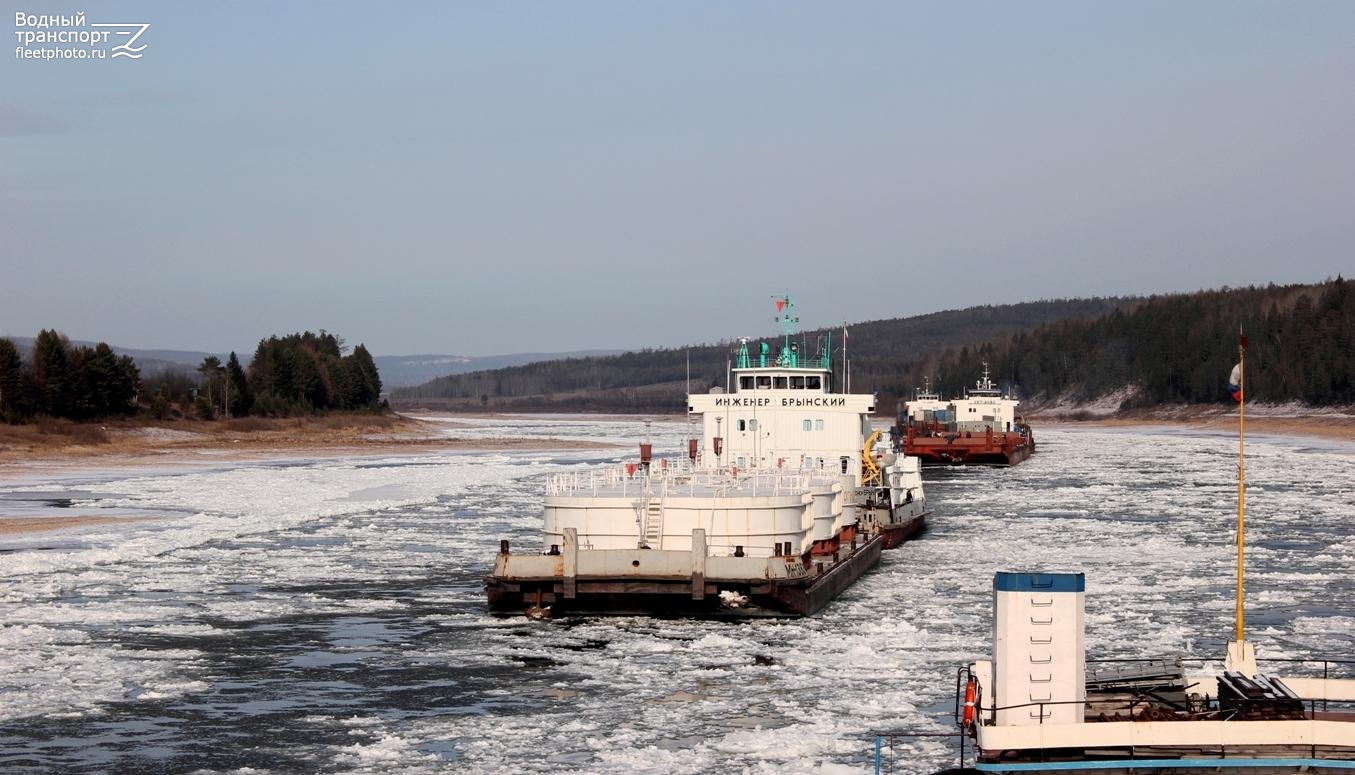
[993,572,1085,726]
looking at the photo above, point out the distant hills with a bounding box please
[6,338,220,380]
[11,279,1349,416]
[392,297,1132,412]
[372,351,621,387]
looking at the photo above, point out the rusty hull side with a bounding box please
[905,431,1034,467]
[879,511,928,550]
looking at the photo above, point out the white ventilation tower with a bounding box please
[993,572,1086,726]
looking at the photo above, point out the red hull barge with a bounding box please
[903,425,1035,467]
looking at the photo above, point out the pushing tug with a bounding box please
[485,296,930,618]
[895,367,1035,466]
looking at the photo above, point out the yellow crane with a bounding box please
[861,429,883,486]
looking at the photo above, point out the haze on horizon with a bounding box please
[3,2,1352,357]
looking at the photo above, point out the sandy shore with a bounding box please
[407,410,683,423]
[1033,414,1355,442]
[0,515,159,536]
[0,414,618,482]
[4,411,1347,478]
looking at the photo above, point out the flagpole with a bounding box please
[842,322,848,393]
[1235,335,1246,642]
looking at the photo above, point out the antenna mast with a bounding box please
[773,294,798,364]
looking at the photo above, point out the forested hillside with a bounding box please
[394,297,1128,411]
[396,281,1353,414]
[910,279,1354,409]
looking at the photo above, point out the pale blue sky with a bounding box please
[3,2,1352,355]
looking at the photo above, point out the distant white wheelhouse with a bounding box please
[688,362,875,482]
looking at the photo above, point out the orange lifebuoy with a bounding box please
[962,676,977,728]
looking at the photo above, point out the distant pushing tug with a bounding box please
[485,297,930,617]
[895,367,1035,466]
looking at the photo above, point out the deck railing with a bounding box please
[545,460,830,499]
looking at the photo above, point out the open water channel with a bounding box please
[0,417,1352,773]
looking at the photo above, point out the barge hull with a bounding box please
[905,434,1034,467]
[970,759,1355,775]
[486,531,884,618]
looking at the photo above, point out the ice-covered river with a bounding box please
[0,418,1352,774]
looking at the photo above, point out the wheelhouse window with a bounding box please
[756,376,772,389]
[806,376,821,390]
[739,376,754,390]
[790,376,805,389]
[774,376,788,389]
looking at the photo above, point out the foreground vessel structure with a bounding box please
[944,572,1355,773]
[486,297,929,617]
[923,348,1355,773]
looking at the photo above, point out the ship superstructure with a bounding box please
[486,297,929,617]
[923,343,1355,773]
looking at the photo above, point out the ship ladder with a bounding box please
[643,499,665,548]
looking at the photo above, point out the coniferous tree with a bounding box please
[115,353,140,411]
[271,345,296,404]
[226,352,252,417]
[65,343,137,419]
[293,348,327,410]
[30,329,73,417]
[0,338,23,421]
[248,338,275,398]
[149,384,172,420]
[344,344,381,409]
[72,345,103,418]
[197,356,223,418]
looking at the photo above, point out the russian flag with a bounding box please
[1228,363,1242,402]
